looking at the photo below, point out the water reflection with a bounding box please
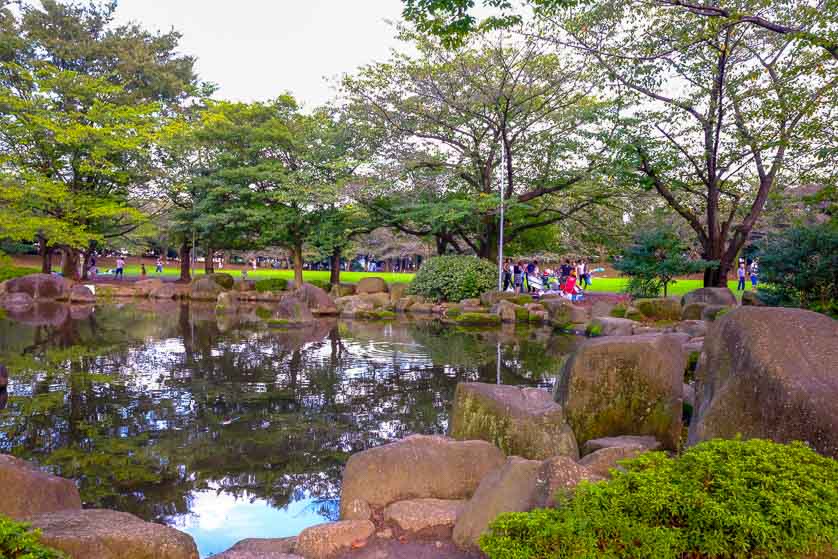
[0,303,578,557]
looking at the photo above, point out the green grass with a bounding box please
[586,277,744,298]
[113,266,415,284]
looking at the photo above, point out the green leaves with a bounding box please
[481,438,838,559]
[0,516,65,559]
[408,255,498,301]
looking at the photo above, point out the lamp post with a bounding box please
[497,145,506,291]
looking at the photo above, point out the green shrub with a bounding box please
[756,221,838,317]
[480,438,838,559]
[585,322,602,337]
[610,304,628,318]
[255,307,272,320]
[306,279,331,291]
[0,516,65,558]
[408,256,497,302]
[255,278,288,293]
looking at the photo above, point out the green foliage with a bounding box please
[408,256,497,302]
[585,322,602,337]
[756,221,838,317]
[685,351,700,383]
[0,254,37,282]
[615,228,715,297]
[306,279,332,291]
[0,516,65,559]
[480,438,838,559]
[255,278,288,293]
[255,306,273,319]
[610,303,628,318]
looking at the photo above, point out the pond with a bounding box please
[0,301,580,557]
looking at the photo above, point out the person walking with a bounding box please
[749,258,759,289]
[737,262,746,291]
[115,256,125,280]
[513,261,524,294]
[502,259,513,292]
[155,257,163,274]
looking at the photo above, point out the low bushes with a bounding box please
[0,516,65,558]
[480,438,838,559]
[408,255,497,302]
[254,278,288,292]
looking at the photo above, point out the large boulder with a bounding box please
[491,300,524,323]
[271,296,314,326]
[204,272,235,290]
[216,291,239,310]
[28,509,198,559]
[449,382,578,460]
[190,277,224,301]
[356,277,388,294]
[555,335,686,450]
[540,298,588,326]
[579,446,646,478]
[5,273,70,300]
[701,304,732,321]
[480,290,517,307]
[214,553,301,559]
[294,283,338,316]
[330,283,356,298]
[452,457,544,549]
[69,284,95,304]
[216,537,297,558]
[150,284,179,300]
[339,435,505,517]
[581,435,661,456]
[681,302,708,320]
[537,455,603,507]
[741,291,766,306]
[388,283,409,304]
[335,295,374,317]
[590,316,637,336]
[681,287,737,307]
[383,498,465,535]
[688,307,838,458]
[674,320,707,338]
[134,279,164,296]
[0,454,81,520]
[295,520,374,559]
[633,298,682,321]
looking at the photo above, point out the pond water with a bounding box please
[0,301,579,557]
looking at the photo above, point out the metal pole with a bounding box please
[497,145,505,291]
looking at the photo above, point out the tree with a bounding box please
[0,0,200,277]
[614,227,714,297]
[342,30,617,262]
[401,0,838,59]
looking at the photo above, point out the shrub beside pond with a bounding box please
[408,256,497,302]
[0,516,65,559]
[255,278,288,292]
[480,438,838,559]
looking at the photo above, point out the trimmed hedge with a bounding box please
[0,516,65,558]
[408,256,497,302]
[480,438,838,559]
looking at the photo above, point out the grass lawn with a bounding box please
[118,266,416,284]
[585,277,744,298]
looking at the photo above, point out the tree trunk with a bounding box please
[293,243,304,286]
[479,221,499,263]
[178,240,192,283]
[61,247,80,281]
[204,247,214,274]
[80,241,96,281]
[330,247,341,286]
[435,235,448,255]
[38,236,52,274]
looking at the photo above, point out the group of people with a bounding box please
[502,259,594,300]
[737,258,759,291]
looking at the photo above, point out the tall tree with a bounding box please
[342,30,616,262]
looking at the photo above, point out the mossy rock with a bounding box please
[514,307,530,323]
[610,305,628,318]
[446,306,463,318]
[681,302,708,320]
[702,304,732,321]
[624,306,645,321]
[255,306,272,320]
[585,322,603,337]
[456,312,502,326]
[200,273,235,290]
[449,382,578,460]
[356,310,396,320]
[634,298,682,321]
[511,294,533,306]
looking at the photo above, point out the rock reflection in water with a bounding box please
[0,302,579,557]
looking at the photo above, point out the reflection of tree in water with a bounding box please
[0,304,575,525]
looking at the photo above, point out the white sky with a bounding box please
[112,0,407,108]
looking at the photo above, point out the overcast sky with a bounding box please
[112,0,407,108]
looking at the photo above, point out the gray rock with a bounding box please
[681,287,737,307]
[674,320,707,338]
[383,498,465,534]
[69,285,95,303]
[555,335,685,450]
[5,273,70,300]
[590,316,638,336]
[688,307,838,458]
[356,277,388,294]
[0,454,81,521]
[29,509,198,559]
[579,446,645,478]
[581,435,662,456]
[449,382,578,460]
[537,455,602,507]
[702,304,733,321]
[0,291,33,311]
[340,435,504,517]
[296,520,375,559]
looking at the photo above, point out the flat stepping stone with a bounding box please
[383,499,466,533]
